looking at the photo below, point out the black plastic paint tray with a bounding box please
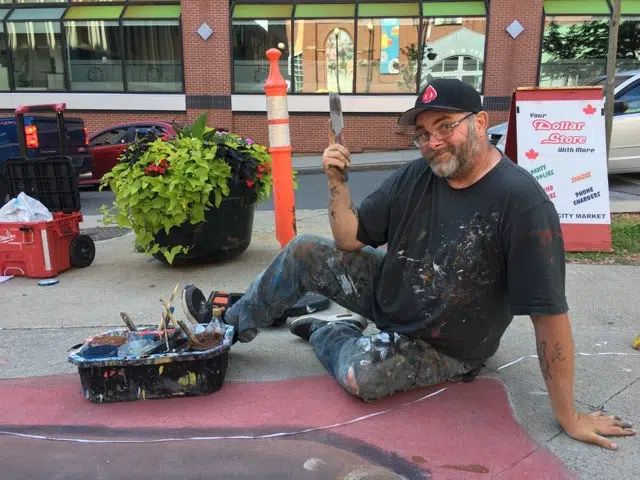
[68,325,235,403]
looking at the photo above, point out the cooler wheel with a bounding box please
[70,234,96,268]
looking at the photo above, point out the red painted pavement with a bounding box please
[0,375,574,479]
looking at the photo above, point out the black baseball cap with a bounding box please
[398,78,484,126]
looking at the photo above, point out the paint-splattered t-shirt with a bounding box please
[356,156,568,362]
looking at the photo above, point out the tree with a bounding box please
[541,18,640,86]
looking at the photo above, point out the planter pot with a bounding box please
[152,182,257,266]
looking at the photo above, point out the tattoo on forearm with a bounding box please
[537,341,552,380]
[552,342,565,362]
[329,186,338,200]
[349,202,359,219]
[330,209,336,220]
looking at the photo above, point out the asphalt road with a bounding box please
[79,170,640,216]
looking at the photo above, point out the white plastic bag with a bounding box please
[0,192,53,223]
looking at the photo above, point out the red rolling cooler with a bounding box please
[0,104,95,278]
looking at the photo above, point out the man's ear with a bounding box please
[474,111,489,134]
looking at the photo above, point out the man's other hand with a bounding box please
[323,144,351,182]
[562,411,636,450]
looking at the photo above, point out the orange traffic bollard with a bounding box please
[264,47,296,248]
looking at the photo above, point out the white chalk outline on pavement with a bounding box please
[0,386,450,444]
[497,352,640,371]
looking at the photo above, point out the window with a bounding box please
[122,5,183,92]
[90,127,129,146]
[134,125,166,140]
[292,19,354,93]
[232,20,291,93]
[7,8,66,91]
[540,0,640,87]
[540,16,610,87]
[619,83,640,114]
[65,6,125,91]
[229,0,487,95]
[420,17,486,92]
[356,18,420,93]
[0,10,9,90]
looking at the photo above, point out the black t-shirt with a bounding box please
[356,156,568,362]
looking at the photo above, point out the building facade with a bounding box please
[0,0,638,153]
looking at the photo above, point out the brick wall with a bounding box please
[234,113,416,154]
[181,0,233,129]
[484,0,545,96]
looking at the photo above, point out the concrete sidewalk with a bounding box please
[0,209,638,479]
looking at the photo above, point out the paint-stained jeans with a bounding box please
[225,234,476,402]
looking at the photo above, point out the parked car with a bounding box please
[487,71,640,174]
[0,105,92,204]
[81,121,178,186]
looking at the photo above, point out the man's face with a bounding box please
[414,110,483,179]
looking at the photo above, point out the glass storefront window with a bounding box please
[123,20,183,92]
[65,20,124,91]
[292,19,354,93]
[540,16,610,86]
[8,21,65,90]
[0,24,8,90]
[355,18,420,93]
[232,20,291,93]
[420,17,486,92]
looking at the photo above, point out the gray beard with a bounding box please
[424,128,483,179]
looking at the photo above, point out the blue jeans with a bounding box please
[225,234,476,401]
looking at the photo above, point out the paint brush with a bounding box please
[120,311,137,331]
[159,297,180,329]
[177,319,201,346]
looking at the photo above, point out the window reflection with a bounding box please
[292,19,354,93]
[66,20,123,91]
[420,17,486,92]
[540,16,640,86]
[232,19,291,93]
[356,18,420,93]
[8,21,64,90]
[0,24,8,90]
[123,20,183,92]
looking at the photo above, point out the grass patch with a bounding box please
[566,214,640,265]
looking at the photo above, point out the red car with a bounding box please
[80,121,177,185]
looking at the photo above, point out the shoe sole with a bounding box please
[289,312,368,333]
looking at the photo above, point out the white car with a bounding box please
[487,71,640,174]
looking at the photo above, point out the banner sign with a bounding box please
[380,19,400,75]
[504,87,612,251]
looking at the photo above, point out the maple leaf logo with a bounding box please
[525,148,539,160]
[583,104,596,115]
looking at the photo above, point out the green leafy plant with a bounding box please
[100,111,290,264]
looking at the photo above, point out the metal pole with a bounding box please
[604,0,622,162]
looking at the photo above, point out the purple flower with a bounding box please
[245,138,254,145]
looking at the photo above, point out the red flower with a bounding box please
[245,180,255,187]
[257,165,265,173]
[256,173,263,180]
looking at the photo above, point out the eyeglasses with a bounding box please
[412,112,475,148]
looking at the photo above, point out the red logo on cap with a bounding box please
[422,85,438,104]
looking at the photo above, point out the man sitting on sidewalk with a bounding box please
[183,78,635,450]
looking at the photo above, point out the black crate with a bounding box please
[5,156,81,214]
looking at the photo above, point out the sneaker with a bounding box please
[181,285,212,324]
[289,312,368,341]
